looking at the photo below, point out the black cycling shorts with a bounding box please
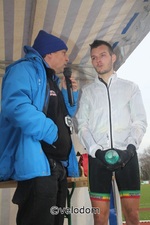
[88,153,140,201]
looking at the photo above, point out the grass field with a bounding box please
[139,183,150,220]
[122,183,150,221]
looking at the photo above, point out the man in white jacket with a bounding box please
[76,40,147,225]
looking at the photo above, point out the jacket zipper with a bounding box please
[100,78,113,149]
[106,80,113,149]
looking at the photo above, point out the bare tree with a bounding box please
[139,146,150,180]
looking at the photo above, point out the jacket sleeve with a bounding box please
[61,88,79,117]
[75,89,101,157]
[1,62,57,144]
[127,83,147,149]
[67,144,79,177]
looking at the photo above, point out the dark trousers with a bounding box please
[12,160,67,225]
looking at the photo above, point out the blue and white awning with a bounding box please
[0,0,150,74]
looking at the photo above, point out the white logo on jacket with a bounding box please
[50,90,57,96]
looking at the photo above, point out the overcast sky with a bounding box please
[117,32,150,153]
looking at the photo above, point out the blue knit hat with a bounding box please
[32,30,68,56]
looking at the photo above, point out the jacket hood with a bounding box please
[5,46,47,73]
[24,45,43,59]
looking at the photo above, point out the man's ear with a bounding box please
[44,54,52,64]
[112,53,117,63]
[44,53,52,59]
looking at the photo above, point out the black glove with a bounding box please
[95,149,105,165]
[127,144,136,154]
[120,144,136,167]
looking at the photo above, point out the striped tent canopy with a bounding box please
[0,0,150,77]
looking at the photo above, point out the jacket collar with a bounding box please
[95,71,117,85]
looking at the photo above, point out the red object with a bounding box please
[79,153,88,177]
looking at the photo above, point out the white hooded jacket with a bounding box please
[76,73,147,157]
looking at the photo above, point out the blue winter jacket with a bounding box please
[0,46,79,181]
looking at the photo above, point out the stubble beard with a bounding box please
[96,63,113,76]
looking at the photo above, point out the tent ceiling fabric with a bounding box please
[0,0,150,76]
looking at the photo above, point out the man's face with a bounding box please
[90,45,116,76]
[45,50,69,74]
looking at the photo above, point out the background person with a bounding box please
[0,30,79,225]
[76,40,147,225]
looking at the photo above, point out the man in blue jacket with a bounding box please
[0,30,79,225]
